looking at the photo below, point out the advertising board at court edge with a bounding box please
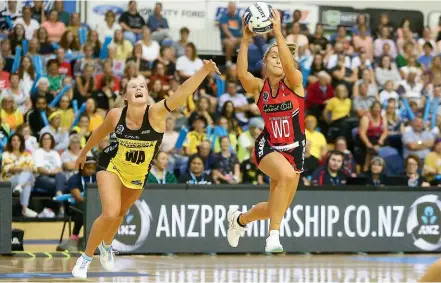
[110,191,441,253]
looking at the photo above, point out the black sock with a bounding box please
[237,214,246,227]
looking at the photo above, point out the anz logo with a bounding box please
[418,206,439,235]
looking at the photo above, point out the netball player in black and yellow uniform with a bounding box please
[72,60,219,279]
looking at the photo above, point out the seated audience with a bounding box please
[179,154,213,185]
[405,154,430,187]
[311,150,347,186]
[146,151,177,184]
[212,136,240,184]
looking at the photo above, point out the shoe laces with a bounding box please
[106,246,118,260]
[80,258,89,269]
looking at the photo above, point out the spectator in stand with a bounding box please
[219,2,242,67]
[35,27,55,55]
[379,81,399,105]
[240,155,265,185]
[138,26,160,62]
[2,133,36,217]
[31,0,45,24]
[311,150,347,186]
[61,134,81,179]
[402,117,435,160]
[119,0,145,44]
[0,0,21,34]
[237,117,263,162]
[397,41,416,68]
[58,95,74,130]
[375,55,401,89]
[26,37,39,57]
[91,76,117,114]
[375,13,394,38]
[219,81,250,124]
[287,9,308,32]
[357,101,388,171]
[423,139,441,184]
[148,79,166,103]
[188,96,214,127]
[351,50,373,77]
[59,30,81,59]
[214,116,238,152]
[194,140,215,176]
[323,84,352,143]
[113,29,132,61]
[73,43,101,77]
[126,43,151,78]
[152,45,176,79]
[55,49,72,77]
[33,132,67,203]
[374,26,397,60]
[353,84,376,118]
[309,23,329,51]
[67,12,89,38]
[159,115,179,157]
[183,114,207,156]
[219,102,242,138]
[418,27,437,55]
[41,9,65,43]
[353,69,378,98]
[60,156,96,252]
[1,39,13,72]
[146,151,177,184]
[212,136,240,184]
[353,25,373,60]
[16,123,37,153]
[40,111,69,152]
[327,41,351,70]
[426,56,441,86]
[0,96,24,131]
[405,154,430,187]
[95,60,120,93]
[1,73,29,114]
[123,61,144,81]
[172,27,189,58]
[176,42,203,81]
[87,30,101,58]
[330,54,356,90]
[62,76,74,100]
[46,59,63,95]
[397,70,423,105]
[84,98,103,131]
[351,14,371,36]
[418,42,434,69]
[384,98,403,150]
[31,77,53,106]
[301,140,319,186]
[54,0,69,26]
[8,24,25,54]
[74,63,96,105]
[305,71,334,119]
[286,22,308,47]
[362,156,387,187]
[0,57,10,89]
[147,2,170,43]
[26,96,47,137]
[305,114,327,159]
[335,136,357,177]
[179,154,213,185]
[17,56,35,97]
[400,56,422,80]
[330,25,352,53]
[71,115,91,148]
[96,10,121,43]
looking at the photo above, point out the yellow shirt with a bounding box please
[183,131,206,155]
[1,109,23,131]
[88,113,104,132]
[305,129,327,159]
[59,108,75,130]
[115,40,133,60]
[424,152,441,181]
[325,97,351,121]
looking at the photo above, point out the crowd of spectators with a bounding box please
[1,0,441,222]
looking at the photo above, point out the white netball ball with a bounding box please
[244,2,274,35]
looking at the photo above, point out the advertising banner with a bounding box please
[85,185,441,254]
[0,183,11,255]
[85,1,318,31]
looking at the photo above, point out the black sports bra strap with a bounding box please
[142,105,151,128]
[118,106,128,125]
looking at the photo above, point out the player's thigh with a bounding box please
[258,151,296,182]
[97,171,122,218]
[419,258,441,282]
[119,186,143,216]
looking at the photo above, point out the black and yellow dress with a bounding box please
[97,106,163,190]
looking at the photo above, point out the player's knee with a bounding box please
[278,170,296,186]
[102,208,121,220]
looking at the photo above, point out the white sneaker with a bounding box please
[22,207,38,218]
[265,230,283,253]
[227,207,246,248]
[98,242,115,271]
[72,255,91,279]
[13,185,23,194]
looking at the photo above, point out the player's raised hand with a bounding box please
[202,60,220,74]
[270,8,282,35]
[242,16,254,41]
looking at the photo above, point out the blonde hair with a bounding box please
[263,42,298,61]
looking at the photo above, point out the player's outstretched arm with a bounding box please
[237,17,262,101]
[76,108,120,169]
[150,60,220,118]
[270,9,303,93]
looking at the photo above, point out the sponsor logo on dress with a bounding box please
[116,125,124,135]
[258,136,265,157]
[141,130,150,134]
[263,101,293,113]
[262,92,269,103]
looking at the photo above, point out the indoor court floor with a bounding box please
[0,253,436,282]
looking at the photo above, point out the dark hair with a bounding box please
[405,154,420,169]
[18,55,35,80]
[180,27,189,34]
[423,42,434,49]
[187,154,204,171]
[46,58,59,69]
[155,2,162,8]
[185,42,197,61]
[159,45,170,57]
[39,132,56,150]
[379,55,392,70]
[335,136,347,144]
[6,133,25,153]
[329,150,345,160]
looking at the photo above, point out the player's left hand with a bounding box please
[203,60,220,74]
[270,8,282,34]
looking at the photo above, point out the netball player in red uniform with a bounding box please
[227,9,305,253]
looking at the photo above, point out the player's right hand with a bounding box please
[202,60,220,74]
[241,16,254,41]
[75,153,87,170]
